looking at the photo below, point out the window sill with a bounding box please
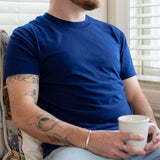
[137,75,160,85]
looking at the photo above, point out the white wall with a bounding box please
[87,0,107,22]
[107,0,129,38]
[140,82,160,128]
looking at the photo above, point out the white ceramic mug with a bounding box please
[118,115,158,150]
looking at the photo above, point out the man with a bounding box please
[4,0,160,159]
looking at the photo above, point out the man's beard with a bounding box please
[70,0,101,10]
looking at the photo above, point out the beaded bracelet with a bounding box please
[85,130,92,150]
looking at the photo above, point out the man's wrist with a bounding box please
[85,130,92,150]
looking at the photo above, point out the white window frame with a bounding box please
[107,0,160,83]
[129,0,160,82]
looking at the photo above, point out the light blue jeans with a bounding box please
[44,147,160,160]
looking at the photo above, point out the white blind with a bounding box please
[129,0,160,82]
[0,0,49,35]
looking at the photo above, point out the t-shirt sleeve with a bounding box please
[120,33,136,80]
[4,26,40,80]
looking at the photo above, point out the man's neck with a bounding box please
[48,0,86,22]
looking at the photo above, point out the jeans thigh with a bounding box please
[44,147,160,160]
[128,148,160,160]
[44,147,114,160]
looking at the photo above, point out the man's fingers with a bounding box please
[124,144,146,156]
[114,149,131,160]
[105,153,124,160]
[121,132,145,141]
[145,139,160,152]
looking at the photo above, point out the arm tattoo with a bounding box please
[28,114,60,132]
[24,89,37,103]
[28,114,74,146]
[7,74,39,84]
[47,133,75,147]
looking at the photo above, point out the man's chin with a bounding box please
[70,0,101,11]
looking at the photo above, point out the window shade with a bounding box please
[0,0,49,35]
[129,0,160,82]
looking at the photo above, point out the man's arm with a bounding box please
[7,74,146,159]
[123,76,157,124]
[6,74,88,148]
[123,76,160,152]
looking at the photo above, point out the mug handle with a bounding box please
[147,123,158,144]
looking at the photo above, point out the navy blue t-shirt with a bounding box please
[4,13,136,158]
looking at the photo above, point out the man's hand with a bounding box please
[88,130,146,160]
[144,127,160,154]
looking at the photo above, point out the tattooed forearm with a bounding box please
[27,114,60,132]
[24,89,37,103]
[27,114,74,147]
[47,133,75,147]
[7,74,39,84]
[35,116,60,132]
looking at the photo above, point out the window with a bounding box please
[0,0,49,35]
[129,0,160,82]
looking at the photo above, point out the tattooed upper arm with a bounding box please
[24,89,37,104]
[7,74,39,85]
[6,74,39,104]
